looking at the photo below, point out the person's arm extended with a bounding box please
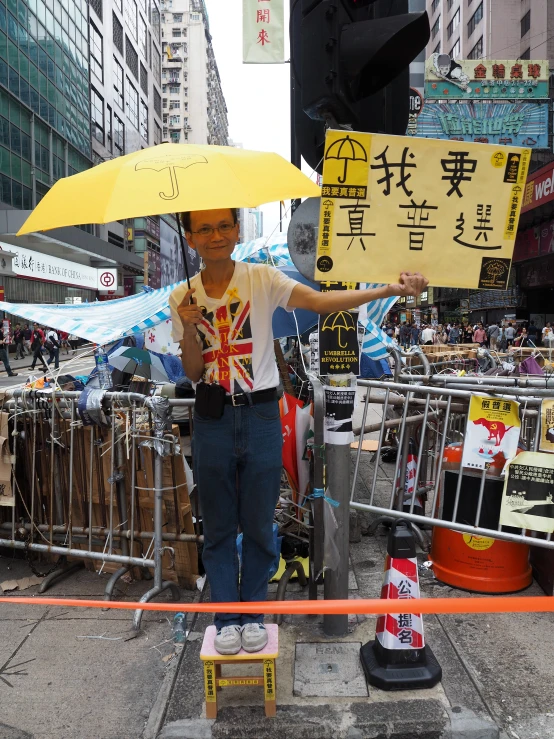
[174,288,205,383]
[287,272,428,314]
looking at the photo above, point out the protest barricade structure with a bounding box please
[0,389,201,629]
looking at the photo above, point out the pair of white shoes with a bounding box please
[214,623,267,655]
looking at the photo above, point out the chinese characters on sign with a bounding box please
[424,56,549,100]
[413,101,549,149]
[242,0,284,64]
[461,395,521,470]
[500,452,554,534]
[316,129,530,288]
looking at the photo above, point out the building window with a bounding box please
[106,104,113,153]
[520,47,531,60]
[151,0,160,42]
[154,120,162,145]
[170,130,180,143]
[467,2,482,38]
[173,13,183,22]
[153,88,161,116]
[431,0,440,13]
[169,84,180,94]
[521,10,530,38]
[434,41,441,53]
[162,97,167,108]
[446,0,454,9]
[113,57,124,110]
[468,35,483,59]
[431,15,440,39]
[125,0,138,40]
[450,37,460,58]
[183,102,188,112]
[114,112,124,154]
[169,100,180,109]
[152,47,161,84]
[140,63,148,95]
[172,28,181,37]
[139,14,148,58]
[140,100,148,142]
[91,87,104,144]
[90,0,102,21]
[113,12,124,55]
[90,22,103,82]
[169,115,180,125]
[126,36,139,80]
[447,8,460,39]
[125,76,139,129]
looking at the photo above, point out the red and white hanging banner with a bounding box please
[242,0,285,64]
[375,555,425,650]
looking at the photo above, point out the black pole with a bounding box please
[175,213,191,290]
[290,0,301,214]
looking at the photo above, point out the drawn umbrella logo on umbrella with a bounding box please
[321,310,356,348]
[324,135,368,184]
[134,155,208,201]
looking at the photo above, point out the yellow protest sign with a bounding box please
[316,130,531,288]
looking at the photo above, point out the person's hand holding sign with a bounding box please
[387,272,429,298]
[176,288,204,337]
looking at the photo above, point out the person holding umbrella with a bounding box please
[170,207,428,656]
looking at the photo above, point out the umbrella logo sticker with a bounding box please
[325,135,368,184]
[135,155,208,201]
[321,310,356,348]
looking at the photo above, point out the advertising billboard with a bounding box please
[425,55,549,100]
[413,101,548,148]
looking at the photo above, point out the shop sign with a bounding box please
[412,101,548,148]
[406,88,424,137]
[521,162,554,213]
[513,220,554,262]
[425,55,549,100]
[2,242,116,290]
[145,217,160,240]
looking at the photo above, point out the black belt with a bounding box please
[224,388,277,407]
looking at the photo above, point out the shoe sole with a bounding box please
[241,640,268,653]
[214,644,242,655]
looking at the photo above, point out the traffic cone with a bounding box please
[360,520,442,690]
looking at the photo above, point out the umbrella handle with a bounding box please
[175,213,192,292]
[338,158,348,184]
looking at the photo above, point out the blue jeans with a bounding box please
[48,347,59,369]
[193,400,282,630]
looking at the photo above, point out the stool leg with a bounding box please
[204,660,218,719]
[263,658,276,717]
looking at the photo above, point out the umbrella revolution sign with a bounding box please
[315,130,531,289]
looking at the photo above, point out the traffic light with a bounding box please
[291,0,430,172]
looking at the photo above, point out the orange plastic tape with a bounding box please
[0,596,553,615]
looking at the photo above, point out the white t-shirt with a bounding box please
[421,328,435,343]
[169,262,297,394]
[543,326,553,342]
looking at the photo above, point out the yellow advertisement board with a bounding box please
[316,131,531,288]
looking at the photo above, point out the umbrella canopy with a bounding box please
[108,347,168,382]
[17,143,321,235]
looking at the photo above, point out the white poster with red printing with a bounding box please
[243,0,285,64]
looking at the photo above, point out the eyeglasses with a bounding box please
[191,223,236,237]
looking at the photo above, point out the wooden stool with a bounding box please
[200,624,279,718]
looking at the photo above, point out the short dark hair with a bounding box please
[181,208,238,233]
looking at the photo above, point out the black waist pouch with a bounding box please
[195,382,226,419]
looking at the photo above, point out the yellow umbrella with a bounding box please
[17,143,321,235]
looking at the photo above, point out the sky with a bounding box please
[204,0,292,237]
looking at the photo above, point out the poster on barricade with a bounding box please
[0,411,14,507]
[318,281,360,376]
[539,399,554,453]
[315,130,531,288]
[499,452,554,533]
[324,386,356,444]
[461,395,520,470]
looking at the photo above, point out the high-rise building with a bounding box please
[0,0,144,305]
[160,0,228,146]
[426,0,554,62]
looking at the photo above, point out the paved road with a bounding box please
[0,349,95,389]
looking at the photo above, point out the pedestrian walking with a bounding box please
[420,324,435,345]
[473,323,487,346]
[410,323,420,346]
[448,323,461,345]
[30,324,48,372]
[59,331,70,354]
[23,323,32,355]
[463,324,474,343]
[68,333,79,353]
[45,328,60,370]
[487,322,500,350]
[505,322,515,347]
[13,323,26,359]
[170,207,429,656]
[0,326,18,377]
[542,322,554,349]
[399,322,411,350]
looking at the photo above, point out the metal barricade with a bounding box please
[350,377,554,551]
[0,390,201,630]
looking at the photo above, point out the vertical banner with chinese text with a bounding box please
[316,130,531,288]
[243,0,285,64]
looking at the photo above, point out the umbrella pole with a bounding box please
[175,213,192,290]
